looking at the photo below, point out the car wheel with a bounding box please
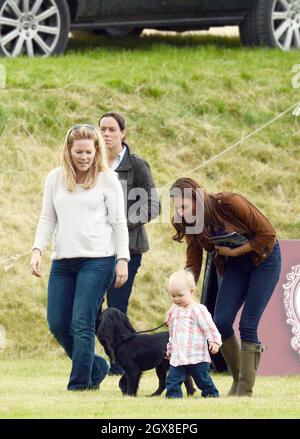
[105,27,143,38]
[240,0,300,50]
[0,0,70,57]
[239,1,259,47]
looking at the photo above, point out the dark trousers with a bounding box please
[47,257,115,390]
[214,241,281,344]
[166,363,219,398]
[107,253,142,314]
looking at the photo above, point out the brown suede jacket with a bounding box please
[185,192,277,283]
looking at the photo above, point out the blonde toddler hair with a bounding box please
[168,269,196,291]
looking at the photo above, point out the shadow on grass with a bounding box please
[67,31,242,55]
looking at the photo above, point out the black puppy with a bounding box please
[96,307,196,397]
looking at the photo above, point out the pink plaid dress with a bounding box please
[166,302,222,367]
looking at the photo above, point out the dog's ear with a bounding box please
[116,312,136,342]
[97,314,115,347]
[96,308,136,348]
[122,319,136,341]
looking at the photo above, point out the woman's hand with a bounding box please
[30,249,42,277]
[215,241,252,257]
[214,246,238,257]
[208,342,220,354]
[114,259,128,288]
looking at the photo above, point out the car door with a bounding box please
[95,1,223,20]
[76,0,251,23]
[96,1,248,19]
[96,1,159,19]
[151,0,205,16]
[156,1,252,15]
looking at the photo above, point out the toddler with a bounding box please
[165,269,222,398]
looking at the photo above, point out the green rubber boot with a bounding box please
[220,335,241,396]
[236,341,263,397]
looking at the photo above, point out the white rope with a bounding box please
[171,101,299,182]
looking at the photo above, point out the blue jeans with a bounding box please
[214,241,281,344]
[106,253,142,314]
[166,363,219,398]
[47,257,115,390]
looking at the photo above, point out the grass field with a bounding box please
[0,31,299,418]
[0,355,299,419]
[0,31,299,354]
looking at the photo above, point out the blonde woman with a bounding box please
[30,125,130,391]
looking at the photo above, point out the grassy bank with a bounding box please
[0,356,299,418]
[0,32,299,355]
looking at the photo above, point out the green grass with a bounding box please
[0,356,299,419]
[0,31,299,355]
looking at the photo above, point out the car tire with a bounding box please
[105,27,143,38]
[0,0,70,57]
[240,0,300,51]
[239,0,259,47]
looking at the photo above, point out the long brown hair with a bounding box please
[170,177,223,243]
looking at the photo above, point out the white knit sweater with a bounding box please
[32,167,130,261]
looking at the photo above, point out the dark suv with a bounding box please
[0,0,299,57]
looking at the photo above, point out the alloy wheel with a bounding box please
[272,0,300,50]
[0,0,61,57]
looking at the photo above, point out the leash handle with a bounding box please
[136,322,167,334]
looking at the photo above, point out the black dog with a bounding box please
[96,307,196,397]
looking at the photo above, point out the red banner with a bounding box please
[234,240,300,375]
